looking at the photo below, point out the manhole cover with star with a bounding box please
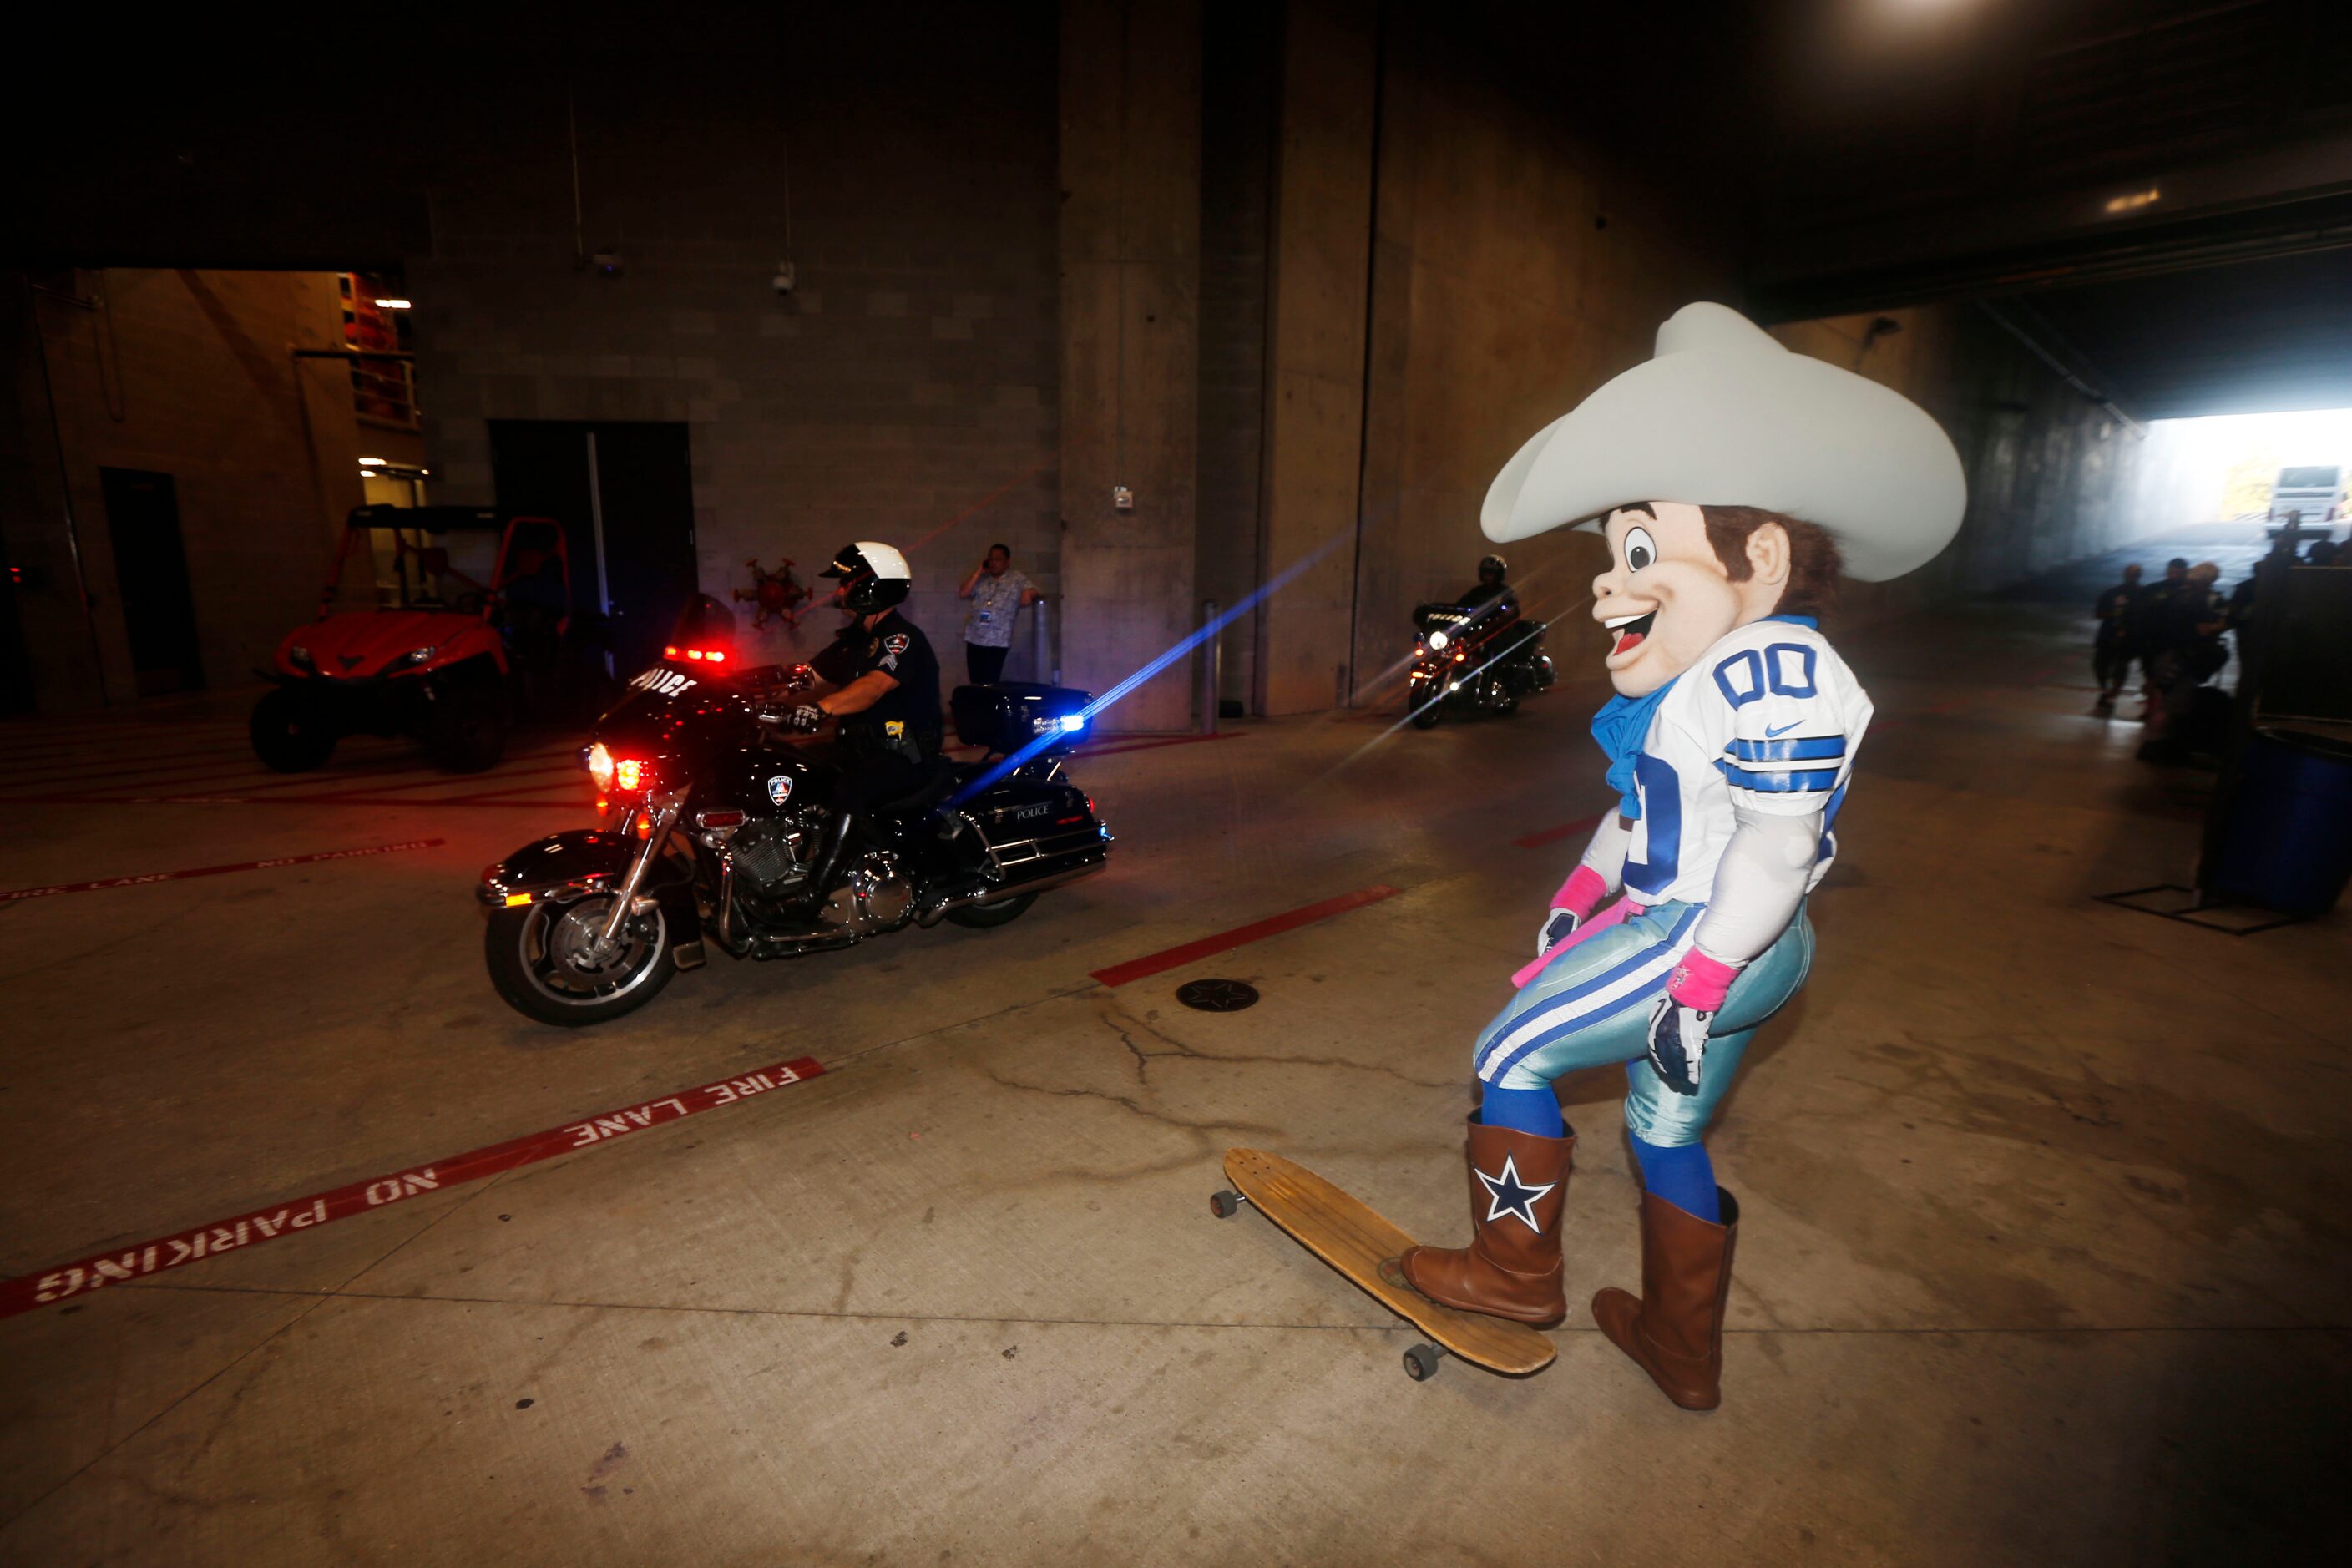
[1176,979,1259,1013]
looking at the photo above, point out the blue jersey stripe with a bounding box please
[1724,735,1847,763]
[1717,761,1840,792]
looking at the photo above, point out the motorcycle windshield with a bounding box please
[594,659,756,764]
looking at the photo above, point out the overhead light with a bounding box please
[2103,187,2160,215]
[357,457,387,467]
[373,298,412,310]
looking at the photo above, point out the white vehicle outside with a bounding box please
[2269,463,2346,526]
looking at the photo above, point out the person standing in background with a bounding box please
[2092,562,2141,711]
[2132,558,2190,714]
[957,543,1044,686]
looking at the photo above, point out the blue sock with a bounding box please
[1630,1135,1720,1222]
[1478,1085,1566,1139]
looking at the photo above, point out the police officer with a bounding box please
[771,541,984,900]
[1459,554,1520,625]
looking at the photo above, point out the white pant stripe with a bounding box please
[1474,931,1698,1085]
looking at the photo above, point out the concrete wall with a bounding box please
[1774,306,2194,622]
[1,269,381,711]
[408,16,1061,679]
[1255,0,1380,717]
[1196,1,1282,712]
[1057,0,1203,731]
[1347,14,1738,701]
[0,7,2203,721]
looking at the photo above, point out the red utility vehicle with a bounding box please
[251,505,574,773]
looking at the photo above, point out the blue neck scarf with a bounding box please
[1589,615,1820,817]
[1591,682,1675,819]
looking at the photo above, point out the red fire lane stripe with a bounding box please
[0,1056,827,1320]
[1511,812,1605,851]
[0,838,444,903]
[1089,883,1403,988]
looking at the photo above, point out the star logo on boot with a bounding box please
[1475,1153,1556,1232]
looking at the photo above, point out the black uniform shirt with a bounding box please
[813,610,943,758]
[1456,581,1520,631]
[2093,584,2134,646]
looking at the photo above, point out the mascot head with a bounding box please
[1481,304,1965,696]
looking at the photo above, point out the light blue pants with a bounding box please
[1472,900,1813,1146]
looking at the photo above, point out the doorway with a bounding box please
[487,422,698,676]
[99,468,205,695]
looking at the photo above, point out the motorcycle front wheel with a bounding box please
[1401,681,1439,733]
[485,893,675,1027]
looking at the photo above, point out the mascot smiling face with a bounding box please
[1592,501,1849,697]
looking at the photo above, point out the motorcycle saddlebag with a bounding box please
[951,682,1094,755]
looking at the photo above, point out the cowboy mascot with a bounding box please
[1396,304,1965,1409]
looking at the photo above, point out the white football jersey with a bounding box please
[1621,617,1873,908]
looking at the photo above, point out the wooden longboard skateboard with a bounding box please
[1214,1146,1555,1381]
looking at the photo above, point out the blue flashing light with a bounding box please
[1059,713,1086,733]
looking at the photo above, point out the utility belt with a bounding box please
[841,717,936,767]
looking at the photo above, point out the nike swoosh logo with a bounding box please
[1764,721,1802,737]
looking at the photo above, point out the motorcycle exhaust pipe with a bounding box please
[915,857,1106,928]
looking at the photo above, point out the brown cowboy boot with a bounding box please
[1591,1187,1739,1411]
[1395,1117,1574,1325]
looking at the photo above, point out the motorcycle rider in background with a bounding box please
[769,541,990,903]
[1458,554,1521,629]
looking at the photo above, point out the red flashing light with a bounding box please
[614,758,648,792]
[663,645,680,658]
[675,647,725,663]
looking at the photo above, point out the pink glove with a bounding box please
[1511,893,1641,989]
[1664,948,1742,1013]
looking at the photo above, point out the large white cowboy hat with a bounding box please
[1481,302,1966,583]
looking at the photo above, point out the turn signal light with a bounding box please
[503,893,534,908]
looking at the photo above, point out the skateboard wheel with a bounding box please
[1403,1343,1443,1382]
[1209,1189,1245,1219]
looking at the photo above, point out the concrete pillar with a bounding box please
[1058,0,1202,732]
[1254,0,1378,716]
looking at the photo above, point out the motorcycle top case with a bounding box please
[950,682,1094,755]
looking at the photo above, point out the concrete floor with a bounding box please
[3,528,2345,1565]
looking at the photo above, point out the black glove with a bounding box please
[1644,994,1711,1098]
[773,704,825,734]
[1535,908,1581,958]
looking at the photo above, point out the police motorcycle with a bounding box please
[478,602,1111,1027]
[1405,600,1555,729]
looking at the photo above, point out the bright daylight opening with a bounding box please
[2145,407,2352,534]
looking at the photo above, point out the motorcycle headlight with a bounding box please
[1427,630,1449,650]
[288,645,314,670]
[584,741,615,792]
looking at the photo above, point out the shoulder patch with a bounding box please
[883,632,910,655]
